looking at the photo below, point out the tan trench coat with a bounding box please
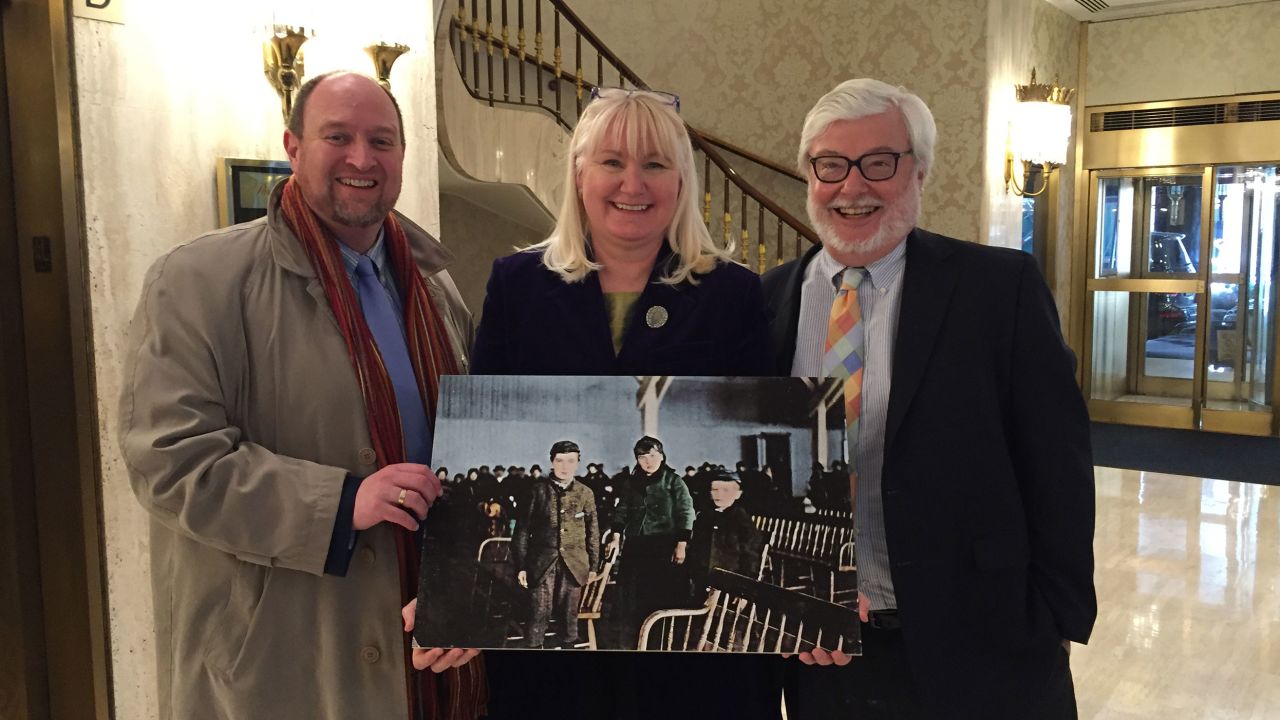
[119,188,474,720]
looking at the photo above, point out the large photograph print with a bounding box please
[414,375,861,655]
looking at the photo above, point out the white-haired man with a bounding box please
[764,78,1096,719]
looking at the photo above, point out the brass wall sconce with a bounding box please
[366,42,410,90]
[264,25,313,122]
[1005,68,1075,197]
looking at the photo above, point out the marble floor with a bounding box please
[1074,467,1279,719]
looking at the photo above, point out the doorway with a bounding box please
[1084,164,1279,435]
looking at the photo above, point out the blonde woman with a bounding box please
[472,88,781,719]
[470,88,773,375]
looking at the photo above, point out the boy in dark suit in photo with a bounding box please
[687,470,764,598]
[512,440,600,648]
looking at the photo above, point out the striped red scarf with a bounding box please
[279,178,486,720]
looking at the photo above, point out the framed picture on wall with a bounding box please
[413,374,860,655]
[215,158,292,228]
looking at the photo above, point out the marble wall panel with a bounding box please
[984,0,1080,326]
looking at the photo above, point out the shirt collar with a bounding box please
[338,227,389,276]
[817,235,908,291]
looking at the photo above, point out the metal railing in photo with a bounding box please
[638,569,859,653]
[445,0,817,272]
[752,516,856,606]
[813,507,854,524]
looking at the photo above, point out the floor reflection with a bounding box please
[1076,468,1279,719]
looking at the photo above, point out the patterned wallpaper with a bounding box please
[1087,2,1280,106]
[567,0,990,242]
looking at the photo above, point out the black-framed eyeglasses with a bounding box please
[589,85,681,113]
[809,150,913,183]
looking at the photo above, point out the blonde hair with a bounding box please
[535,90,730,284]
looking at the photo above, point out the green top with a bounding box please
[603,291,641,355]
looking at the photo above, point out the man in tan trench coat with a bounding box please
[119,72,478,719]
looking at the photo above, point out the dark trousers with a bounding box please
[785,621,1078,720]
[526,558,584,647]
[616,534,685,648]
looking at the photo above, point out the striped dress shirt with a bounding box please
[337,229,406,335]
[790,239,907,612]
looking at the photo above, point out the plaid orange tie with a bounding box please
[823,268,867,511]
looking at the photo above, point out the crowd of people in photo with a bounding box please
[428,457,855,549]
[432,455,856,542]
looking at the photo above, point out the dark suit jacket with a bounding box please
[512,478,600,585]
[763,229,1096,719]
[471,246,774,376]
[688,504,763,587]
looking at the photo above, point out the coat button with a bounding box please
[361,547,375,566]
[358,448,377,465]
[361,646,381,664]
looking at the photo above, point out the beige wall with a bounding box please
[1086,1,1280,106]
[440,192,548,319]
[76,2,438,718]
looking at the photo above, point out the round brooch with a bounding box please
[645,305,669,329]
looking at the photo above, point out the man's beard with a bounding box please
[806,180,921,257]
[330,191,393,228]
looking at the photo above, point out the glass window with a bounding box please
[1205,166,1278,412]
[1095,177,1137,278]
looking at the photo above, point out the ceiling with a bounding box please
[1041,0,1269,22]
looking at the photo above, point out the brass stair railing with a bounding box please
[445,0,817,272]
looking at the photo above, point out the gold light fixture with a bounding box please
[1005,68,1075,197]
[366,42,410,90]
[264,25,313,122]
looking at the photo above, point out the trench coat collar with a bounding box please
[265,180,457,278]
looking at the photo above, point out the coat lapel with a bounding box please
[539,270,618,366]
[885,229,958,453]
[765,243,821,374]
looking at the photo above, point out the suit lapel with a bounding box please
[885,230,958,453]
[543,272,617,365]
[618,272,699,363]
[766,244,821,374]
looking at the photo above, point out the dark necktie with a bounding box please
[354,255,431,465]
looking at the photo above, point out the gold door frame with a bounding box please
[1085,156,1280,430]
[1077,90,1280,437]
[2,0,113,717]
[1201,161,1280,437]
[1083,166,1209,430]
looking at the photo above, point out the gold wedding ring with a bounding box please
[397,488,408,506]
